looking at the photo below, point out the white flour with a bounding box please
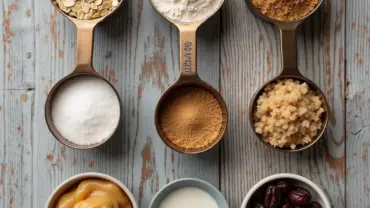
[51,76,120,145]
[152,0,222,23]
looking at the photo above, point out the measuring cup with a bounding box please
[247,0,329,152]
[45,0,125,149]
[150,0,227,154]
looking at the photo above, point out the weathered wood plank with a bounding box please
[0,90,34,208]
[346,0,370,206]
[0,0,35,90]
[220,0,345,207]
[33,0,220,208]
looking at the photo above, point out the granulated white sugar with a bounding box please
[51,76,120,145]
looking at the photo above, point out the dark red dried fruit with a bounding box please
[276,181,292,194]
[308,201,322,208]
[264,185,275,207]
[269,186,282,208]
[288,188,312,206]
[282,204,291,208]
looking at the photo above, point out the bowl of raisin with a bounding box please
[240,173,331,208]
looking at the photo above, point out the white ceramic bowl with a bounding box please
[150,178,228,208]
[240,173,331,208]
[45,172,138,208]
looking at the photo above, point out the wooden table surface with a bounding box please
[0,0,369,207]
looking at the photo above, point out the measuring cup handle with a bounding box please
[73,20,99,73]
[279,26,302,77]
[177,24,199,77]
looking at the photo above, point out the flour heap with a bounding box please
[151,0,222,23]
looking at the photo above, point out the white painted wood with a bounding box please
[1,0,368,207]
[0,90,34,208]
[346,0,370,207]
[0,0,35,90]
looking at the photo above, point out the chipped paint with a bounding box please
[58,50,64,58]
[326,154,345,178]
[355,52,364,65]
[1,163,6,174]
[9,193,14,207]
[88,160,94,168]
[140,56,168,90]
[362,147,368,161]
[137,83,143,100]
[26,9,32,17]
[3,3,18,44]
[61,146,66,159]
[100,68,118,85]
[50,12,58,49]
[258,34,264,43]
[21,93,28,102]
[266,50,272,74]
[10,168,14,176]
[16,125,22,133]
[140,27,168,91]
[52,155,61,167]
[46,154,54,161]
[139,140,156,206]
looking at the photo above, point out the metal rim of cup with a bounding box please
[248,75,330,153]
[50,0,125,22]
[45,73,123,150]
[154,81,228,154]
[45,172,138,208]
[245,0,324,24]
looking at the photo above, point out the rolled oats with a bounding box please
[56,0,120,20]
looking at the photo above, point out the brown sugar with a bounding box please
[252,0,320,21]
[159,87,223,150]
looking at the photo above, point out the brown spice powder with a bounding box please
[252,0,319,21]
[159,87,223,150]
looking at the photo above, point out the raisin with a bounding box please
[269,186,282,208]
[276,181,292,195]
[264,185,275,207]
[288,187,312,206]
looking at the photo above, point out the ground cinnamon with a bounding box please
[252,0,319,21]
[159,87,223,149]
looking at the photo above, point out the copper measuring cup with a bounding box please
[45,0,125,149]
[247,0,329,152]
[150,0,227,154]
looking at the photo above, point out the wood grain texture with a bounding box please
[32,0,220,207]
[0,0,35,90]
[346,0,370,207]
[2,0,369,207]
[220,0,345,207]
[0,90,34,208]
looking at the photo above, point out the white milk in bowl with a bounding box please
[159,187,218,208]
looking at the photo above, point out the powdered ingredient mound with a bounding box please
[159,87,223,150]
